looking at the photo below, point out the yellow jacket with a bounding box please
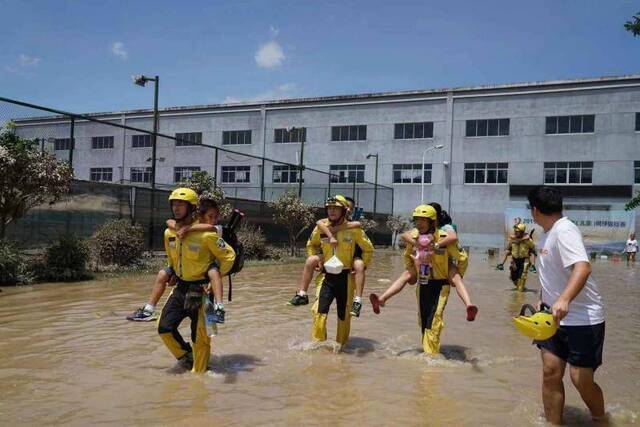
[404,228,460,280]
[306,223,374,269]
[164,226,236,280]
[507,236,535,259]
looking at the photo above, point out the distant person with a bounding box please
[528,186,606,425]
[624,232,638,264]
[497,223,537,291]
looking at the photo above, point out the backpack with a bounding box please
[222,209,245,300]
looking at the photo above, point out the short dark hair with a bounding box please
[344,196,355,206]
[527,186,563,215]
[198,198,219,215]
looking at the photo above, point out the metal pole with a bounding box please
[214,147,219,184]
[297,140,304,198]
[148,76,159,251]
[352,177,356,202]
[421,149,426,204]
[373,154,379,217]
[260,157,265,202]
[327,172,332,198]
[69,118,75,169]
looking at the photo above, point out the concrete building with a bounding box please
[14,74,640,246]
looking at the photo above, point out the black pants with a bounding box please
[157,281,207,354]
[316,270,350,320]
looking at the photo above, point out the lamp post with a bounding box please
[421,144,444,204]
[133,74,159,250]
[366,153,379,217]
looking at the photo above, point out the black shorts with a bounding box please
[510,257,525,282]
[536,322,605,370]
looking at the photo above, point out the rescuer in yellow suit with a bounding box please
[308,195,374,349]
[498,223,536,291]
[157,187,236,373]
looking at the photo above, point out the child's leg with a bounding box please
[448,267,478,321]
[379,270,415,305]
[298,255,321,294]
[352,258,365,301]
[149,268,170,307]
[207,268,223,304]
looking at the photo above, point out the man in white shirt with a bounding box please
[528,186,606,425]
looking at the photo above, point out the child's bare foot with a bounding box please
[466,305,478,321]
[369,293,381,314]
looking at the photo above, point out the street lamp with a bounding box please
[366,153,379,217]
[421,144,444,204]
[133,74,160,251]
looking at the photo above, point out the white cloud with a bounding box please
[110,42,128,59]
[255,40,285,69]
[223,83,298,104]
[5,54,41,74]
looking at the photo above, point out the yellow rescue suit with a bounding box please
[405,228,460,354]
[307,223,373,347]
[507,236,535,292]
[158,226,235,373]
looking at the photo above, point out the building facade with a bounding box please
[14,74,640,246]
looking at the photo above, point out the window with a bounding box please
[223,130,252,145]
[91,136,114,149]
[175,132,202,146]
[329,164,365,183]
[330,125,367,141]
[54,138,71,151]
[274,127,306,143]
[394,122,434,139]
[465,119,510,137]
[636,113,640,132]
[392,164,432,184]
[221,166,250,183]
[636,161,640,184]
[272,164,302,183]
[545,115,595,134]
[544,162,593,184]
[173,166,201,183]
[132,134,151,148]
[464,163,508,184]
[130,167,152,183]
[90,167,113,182]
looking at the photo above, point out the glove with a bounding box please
[496,263,504,271]
[529,265,537,273]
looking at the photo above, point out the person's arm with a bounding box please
[187,223,215,233]
[316,219,337,247]
[163,230,173,269]
[354,229,374,268]
[400,230,418,246]
[551,261,592,323]
[329,221,362,233]
[435,229,457,248]
[204,235,236,277]
[306,226,322,257]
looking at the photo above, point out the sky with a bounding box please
[1,0,639,114]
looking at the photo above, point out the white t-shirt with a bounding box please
[625,239,638,253]
[536,217,604,326]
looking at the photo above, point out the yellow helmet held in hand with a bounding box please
[412,204,437,220]
[513,304,558,341]
[325,195,349,210]
[514,223,526,233]
[169,187,198,206]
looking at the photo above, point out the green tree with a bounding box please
[268,191,318,256]
[0,124,73,238]
[625,11,640,36]
[179,170,232,219]
[386,214,411,248]
[625,192,640,211]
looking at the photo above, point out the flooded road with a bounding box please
[0,252,638,426]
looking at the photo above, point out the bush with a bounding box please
[237,222,267,259]
[92,219,144,266]
[0,239,31,285]
[37,235,93,282]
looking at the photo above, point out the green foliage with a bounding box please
[0,125,73,238]
[38,235,92,282]
[386,214,411,248]
[92,219,144,266]
[359,216,378,234]
[268,191,318,255]
[237,222,268,259]
[625,11,640,36]
[0,239,30,285]
[179,171,232,219]
[626,191,640,211]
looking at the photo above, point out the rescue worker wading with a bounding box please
[308,195,374,349]
[497,223,536,292]
[406,205,461,354]
[157,187,236,373]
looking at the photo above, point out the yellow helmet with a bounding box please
[169,187,198,206]
[412,204,437,220]
[514,223,526,233]
[513,304,558,341]
[325,195,349,210]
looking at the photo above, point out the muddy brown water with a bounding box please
[0,253,638,426]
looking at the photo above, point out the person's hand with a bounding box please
[536,300,543,311]
[529,265,537,273]
[204,283,212,294]
[167,275,177,287]
[552,298,569,323]
[496,263,504,270]
[177,225,190,239]
[314,260,323,271]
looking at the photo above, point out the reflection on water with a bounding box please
[0,252,638,426]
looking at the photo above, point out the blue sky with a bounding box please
[1,0,639,113]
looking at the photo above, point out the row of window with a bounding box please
[90,160,638,185]
[56,113,640,151]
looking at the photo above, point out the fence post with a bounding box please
[327,173,331,198]
[260,157,265,202]
[69,117,75,169]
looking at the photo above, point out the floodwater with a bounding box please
[0,252,638,426]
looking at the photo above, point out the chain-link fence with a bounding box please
[0,96,394,248]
